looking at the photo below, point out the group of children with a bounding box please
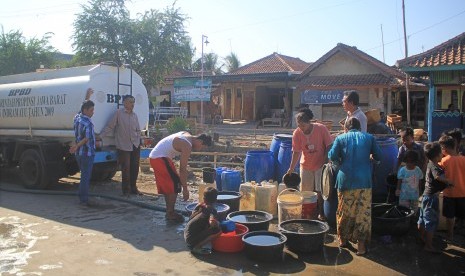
[395,127,465,253]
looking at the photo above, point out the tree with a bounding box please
[192,52,223,75]
[224,52,241,72]
[72,0,193,88]
[0,27,56,76]
[72,0,130,65]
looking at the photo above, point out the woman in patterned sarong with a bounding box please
[328,117,382,255]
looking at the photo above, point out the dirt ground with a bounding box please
[1,122,465,275]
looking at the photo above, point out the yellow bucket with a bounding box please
[277,188,303,224]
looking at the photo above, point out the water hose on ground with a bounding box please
[0,184,189,214]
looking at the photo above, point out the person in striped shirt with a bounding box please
[70,95,96,206]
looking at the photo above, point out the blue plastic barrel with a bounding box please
[277,140,299,182]
[270,134,293,160]
[372,137,398,198]
[323,188,338,228]
[244,150,275,183]
[215,167,227,191]
[221,170,242,192]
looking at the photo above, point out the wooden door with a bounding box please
[234,88,242,119]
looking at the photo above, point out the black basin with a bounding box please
[217,191,241,213]
[372,203,414,236]
[279,219,329,253]
[226,210,273,231]
[242,231,287,262]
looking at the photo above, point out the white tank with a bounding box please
[0,64,149,143]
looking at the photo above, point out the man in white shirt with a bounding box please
[342,90,367,133]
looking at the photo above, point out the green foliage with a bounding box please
[0,27,57,76]
[72,0,193,88]
[224,52,241,72]
[192,52,223,74]
[165,117,190,134]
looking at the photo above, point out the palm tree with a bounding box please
[224,52,241,72]
[192,52,223,74]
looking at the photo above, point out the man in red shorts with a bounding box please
[149,131,212,223]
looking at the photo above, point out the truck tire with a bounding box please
[19,149,49,189]
[91,163,117,181]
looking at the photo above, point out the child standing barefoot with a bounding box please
[396,150,424,212]
[418,142,454,253]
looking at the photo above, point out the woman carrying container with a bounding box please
[328,117,382,256]
[286,107,333,221]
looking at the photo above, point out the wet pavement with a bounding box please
[1,173,465,275]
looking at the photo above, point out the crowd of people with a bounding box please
[71,88,464,256]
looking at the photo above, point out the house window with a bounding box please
[226,89,231,100]
[236,88,242,97]
[436,90,442,109]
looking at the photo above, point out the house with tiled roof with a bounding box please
[296,43,426,128]
[397,32,465,140]
[215,52,310,123]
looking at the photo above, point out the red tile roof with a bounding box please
[227,52,310,75]
[397,32,465,68]
[300,43,405,80]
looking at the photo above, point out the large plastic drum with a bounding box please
[323,188,338,228]
[372,137,398,200]
[215,167,228,191]
[244,150,274,183]
[277,141,299,183]
[221,170,242,192]
[270,134,293,160]
[270,134,299,181]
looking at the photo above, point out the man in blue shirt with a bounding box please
[70,97,96,206]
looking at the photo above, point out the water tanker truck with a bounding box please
[0,63,149,189]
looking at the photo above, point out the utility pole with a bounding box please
[402,0,411,126]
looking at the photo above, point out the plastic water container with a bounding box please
[215,167,228,191]
[278,183,287,195]
[256,184,278,217]
[198,181,216,201]
[222,170,242,192]
[244,150,275,183]
[202,167,216,183]
[277,188,303,224]
[373,137,398,198]
[239,182,256,211]
[301,191,318,219]
[438,192,447,231]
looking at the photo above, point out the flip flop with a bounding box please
[191,247,212,255]
[356,250,367,256]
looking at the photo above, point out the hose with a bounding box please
[0,184,193,215]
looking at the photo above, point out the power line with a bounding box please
[365,8,465,52]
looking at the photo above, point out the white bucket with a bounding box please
[277,188,303,224]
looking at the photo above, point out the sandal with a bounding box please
[191,247,212,255]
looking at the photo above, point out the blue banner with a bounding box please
[301,90,344,104]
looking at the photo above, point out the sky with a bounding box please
[1,0,465,68]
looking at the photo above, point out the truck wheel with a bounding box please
[91,163,117,181]
[19,149,49,189]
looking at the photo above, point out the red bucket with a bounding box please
[212,223,249,253]
[301,191,318,219]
